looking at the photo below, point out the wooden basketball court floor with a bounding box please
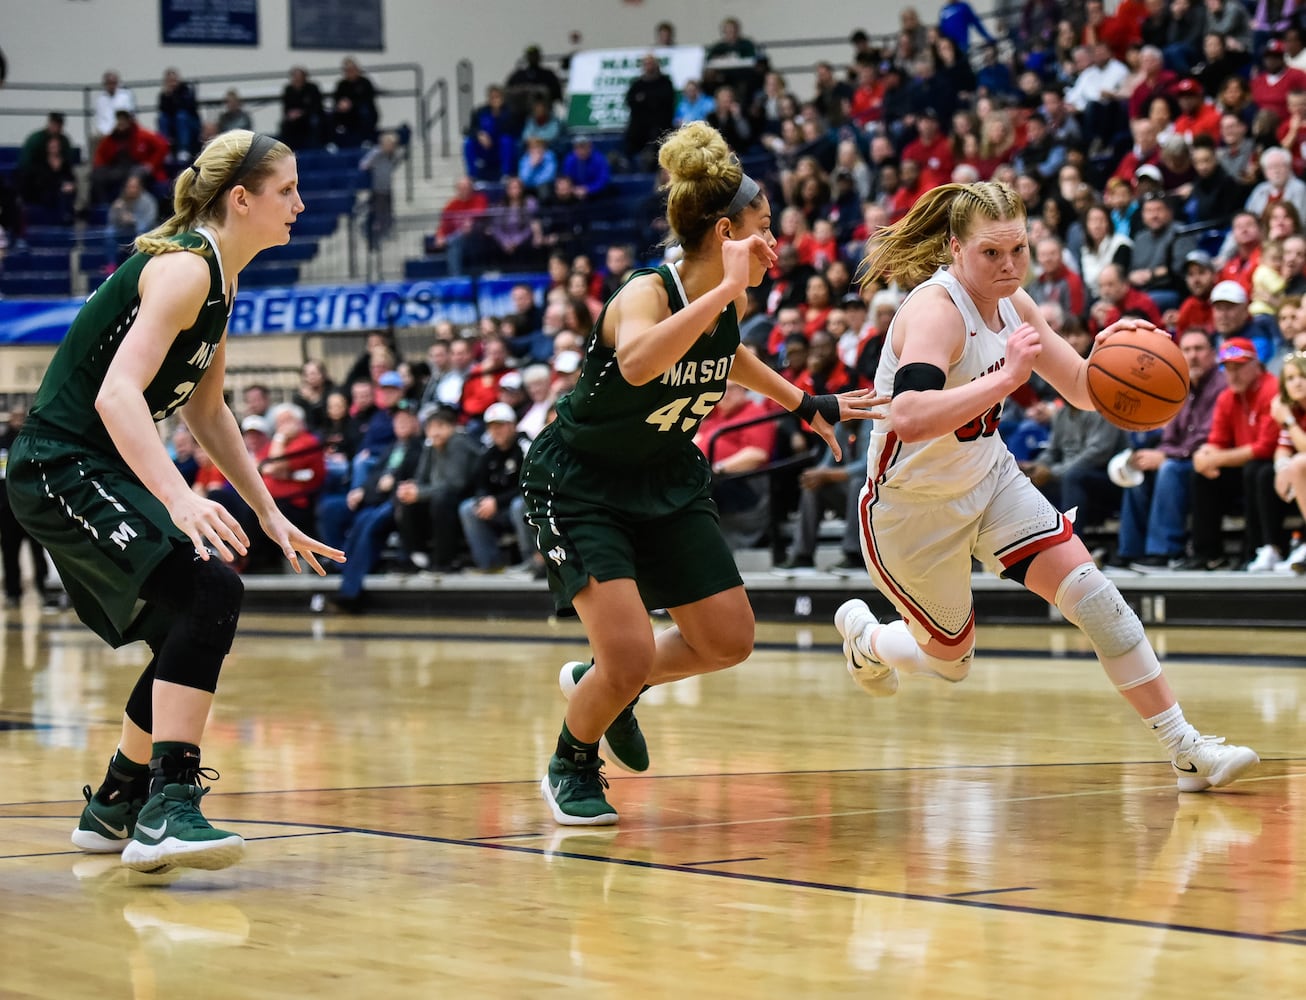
[1,607,1303,999]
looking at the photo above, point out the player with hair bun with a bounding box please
[836,180,1258,792]
[523,121,888,825]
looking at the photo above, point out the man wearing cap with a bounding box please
[1179,336,1281,569]
[1175,249,1217,332]
[1244,146,1306,222]
[1172,78,1220,142]
[1121,329,1226,569]
[551,349,582,396]
[1250,39,1306,125]
[1210,278,1279,361]
[458,402,535,573]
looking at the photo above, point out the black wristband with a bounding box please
[792,391,840,425]
[793,391,819,423]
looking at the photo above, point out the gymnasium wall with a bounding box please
[0,0,946,146]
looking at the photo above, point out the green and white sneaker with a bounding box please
[120,782,244,873]
[71,784,144,853]
[540,754,619,826]
[559,661,650,773]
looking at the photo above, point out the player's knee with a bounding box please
[922,648,973,683]
[700,617,754,670]
[1054,561,1144,658]
[186,558,245,652]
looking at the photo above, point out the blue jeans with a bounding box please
[317,492,359,553]
[1118,458,1191,558]
[338,502,397,598]
[457,494,533,569]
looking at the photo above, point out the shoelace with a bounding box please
[576,765,609,791]
[172,766,222,794]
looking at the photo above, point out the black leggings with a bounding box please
[123,547,244,731]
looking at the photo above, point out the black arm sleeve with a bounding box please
[892,362,947,396]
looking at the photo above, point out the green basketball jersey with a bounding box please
[28,229,230,455]
[554,264,741,464]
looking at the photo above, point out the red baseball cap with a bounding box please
[1266,39,1287,54]
[1173,78,1202,96]
[1217,337,1258,364]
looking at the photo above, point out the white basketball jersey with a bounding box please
[868,267,1022,499]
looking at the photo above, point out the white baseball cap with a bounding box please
[1108,449,1144,489]
[483,402,518,425]
[1210,280,1249,304]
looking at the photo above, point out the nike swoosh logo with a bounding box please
[207,298,224,307]
[136,819,167,839]
[1173,762,1199,773]
[549,780,564,798]
[91,813,128,838]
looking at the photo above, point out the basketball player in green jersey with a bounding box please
[7,130,344,873]
[524,121,889,825]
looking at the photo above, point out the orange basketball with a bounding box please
[1085,329,1190,432]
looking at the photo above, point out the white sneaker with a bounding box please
[1171,732,1260,792]
[1275,541,1306,574]
[1245,544,1282,573]
[834,599,899,697]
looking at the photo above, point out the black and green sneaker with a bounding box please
[559,660,650,773]
[540,753,619,826]
[120,778,244,873]
[71,784,144,853]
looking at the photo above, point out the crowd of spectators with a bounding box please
[420,3,1306,579]
[2,57,383,257]
[6,5,1306,604]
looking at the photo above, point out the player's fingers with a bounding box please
[201,526,234,563]
[212,506,250,552]
[187,531,211,561]
[301,550,327,576]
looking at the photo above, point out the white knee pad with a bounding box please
[920,647,973,683]
[1054,562,1160,690]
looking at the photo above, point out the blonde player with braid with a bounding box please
[9,130,343,873]
[836,181,1260,792]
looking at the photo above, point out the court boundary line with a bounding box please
[6,814,1300,951]
[0,761,1300,810]
[9,619,1306,669]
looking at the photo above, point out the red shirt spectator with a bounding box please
[901,118,955,188]
[460,338,511,421]
[1175,295,1214,334]
[1250,42,1306,127]
[1205,347,1280,458]
[693,387,777,471]
[1172,80,1221,143]
[92,113,171,183]
[436,177,489,241]
[259,427,326,511]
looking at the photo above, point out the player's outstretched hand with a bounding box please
[169,493,249,563]
[811,390,890,461]
[260,509,346,575]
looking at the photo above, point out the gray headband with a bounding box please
[196,132,278,213]
[723,173,760,217]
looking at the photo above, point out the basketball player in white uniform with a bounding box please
[836,181,1259,792]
